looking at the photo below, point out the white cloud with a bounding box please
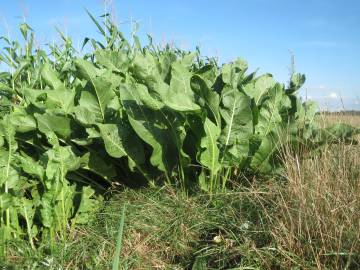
[327,92,338,99]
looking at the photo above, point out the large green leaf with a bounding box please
[219,86,253,166]
[120,82,177,173]
[199,118,221,174]
[287,73,306,94]
[164,60,200,111]
[243,74,276,105]
[17,198,37,249]
[222,58,248,86]
[191,74,220,125]
[0,149,20,189]
[250,135,277,173]
[44,89,75,113]
[74,106,97,126]
[35,113,72,139]
[75,58,115,122]
[73,186,102,224]
[131,51,162,90]
[131,52,200,112]
[195,64,218,89]
[17,153,44,181]
[82,151,117,180]
[41,63,63,89]
[40,181,76,229]
[44,146,85,188]
[0,117,19,188]
[98,123,145,169]
[132,83,165,111]
[22,87,75,113]
[95,49,128,72]
[8,108,37,133]
[255,83,286,137]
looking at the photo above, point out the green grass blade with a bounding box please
[112,204,126,270]
[85,9,106,37]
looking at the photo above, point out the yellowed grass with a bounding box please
[269,136,360,268]
[317,113,360,127]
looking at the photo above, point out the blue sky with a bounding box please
[1,0,359,110]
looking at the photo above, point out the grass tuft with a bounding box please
[269,141,360,269]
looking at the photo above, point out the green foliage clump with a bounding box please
[0,15,358,253]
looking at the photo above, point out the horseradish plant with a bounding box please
[0,14,358,251]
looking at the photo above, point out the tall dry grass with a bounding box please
[268,116,360,269]
[318,112,360,128]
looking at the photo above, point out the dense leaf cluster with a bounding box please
[0,17,358,249]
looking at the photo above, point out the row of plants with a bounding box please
[0,14,358,253]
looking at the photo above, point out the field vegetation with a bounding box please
[0,13,359,269]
